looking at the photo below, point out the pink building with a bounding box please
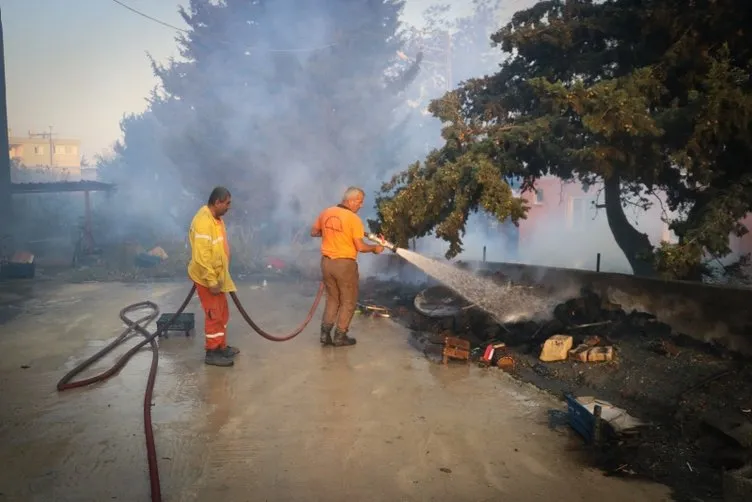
[510,176,671,273]
[420,176,750,275]
[730,215,752,258]
[512,176,751,273]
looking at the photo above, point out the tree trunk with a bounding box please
[603,174,656,276]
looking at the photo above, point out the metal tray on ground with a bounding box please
[414,285,473,318]
[156,313,195,338]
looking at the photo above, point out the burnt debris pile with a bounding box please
[402,283,678,363]
[359,276,752,500]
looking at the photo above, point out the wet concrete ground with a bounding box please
[0,280,673,501]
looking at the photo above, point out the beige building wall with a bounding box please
[8,131,82,180]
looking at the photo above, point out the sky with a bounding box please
[1,0,475,161]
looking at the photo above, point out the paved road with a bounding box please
[0,280,671,501]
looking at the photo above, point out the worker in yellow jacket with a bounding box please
[188,187,239,367]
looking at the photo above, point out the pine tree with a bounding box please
[103,0,421,243]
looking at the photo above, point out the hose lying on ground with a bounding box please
[56,281,325,502]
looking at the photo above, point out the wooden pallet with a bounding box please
[442,336,471,364]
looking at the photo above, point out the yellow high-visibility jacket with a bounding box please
[187,205,237,293]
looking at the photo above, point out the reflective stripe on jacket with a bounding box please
[187,205,237,293]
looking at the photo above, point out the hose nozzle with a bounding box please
[366,233,398,252]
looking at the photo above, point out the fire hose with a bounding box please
[55,281,325,502]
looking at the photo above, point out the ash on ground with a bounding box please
[359,275,752,502]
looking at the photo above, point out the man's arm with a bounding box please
[310,217,322,237]
[354,238,383,254]
[351,219,382,254]
[192,218,220,290]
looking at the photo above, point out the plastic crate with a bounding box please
[156,313,195,337]
[0,262,35,279]
[566,393,599,444]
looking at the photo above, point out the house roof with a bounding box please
[11,181,115,194]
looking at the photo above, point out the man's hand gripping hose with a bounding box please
[55,281,325,502]
[366,232,398,252]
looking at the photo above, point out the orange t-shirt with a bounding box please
[314,205,365,260]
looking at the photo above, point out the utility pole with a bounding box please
[0,6,13,237]
[28,128,56,167]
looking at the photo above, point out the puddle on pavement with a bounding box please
[0,304,23,324]
[54,346,202,427]
[0,291,25,304]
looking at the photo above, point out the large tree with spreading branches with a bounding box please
[372,0,752,279]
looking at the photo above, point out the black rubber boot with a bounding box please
[205,349,234,367]
[320,324,334,345]
[332,328,356,347]
[221,346,240,357]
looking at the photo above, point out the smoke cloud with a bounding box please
[45,0,504,272]
[407,177,678,276]
[92,0,428,254]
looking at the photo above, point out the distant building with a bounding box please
[508,176,752,276]
[8,129,82,180]
[730,215,752,260]
[504,176,674,273]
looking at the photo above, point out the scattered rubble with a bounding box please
[587,346,614,362]
[540,334,573,362]
[442,335,470,364]
[135,246,169,268]
[356,303,392,318]
[266,257,287,271]
[358,276,752,501]
[723,463,752,502]
[496,355,515,372]
[569,343,591,362]
[479,342,507,366]
[574,396,646,435]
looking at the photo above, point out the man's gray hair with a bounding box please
[342,186,365,201]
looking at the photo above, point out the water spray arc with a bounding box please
[368,233,556,325]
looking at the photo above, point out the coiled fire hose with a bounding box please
[56,281,325,502]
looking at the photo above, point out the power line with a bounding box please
[110,0,188,33]
[109,0,336,52]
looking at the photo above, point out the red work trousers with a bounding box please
[195,283,229,350]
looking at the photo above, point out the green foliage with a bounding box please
[375,0,752,279]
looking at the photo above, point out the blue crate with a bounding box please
[566,393,598,444]
[1,262,35,279]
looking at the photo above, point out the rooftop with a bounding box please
[11,181,115,194]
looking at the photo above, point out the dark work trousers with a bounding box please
[321,256,359,332]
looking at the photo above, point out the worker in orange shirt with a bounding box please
[311,186,384,346]
[187,187,239,367]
